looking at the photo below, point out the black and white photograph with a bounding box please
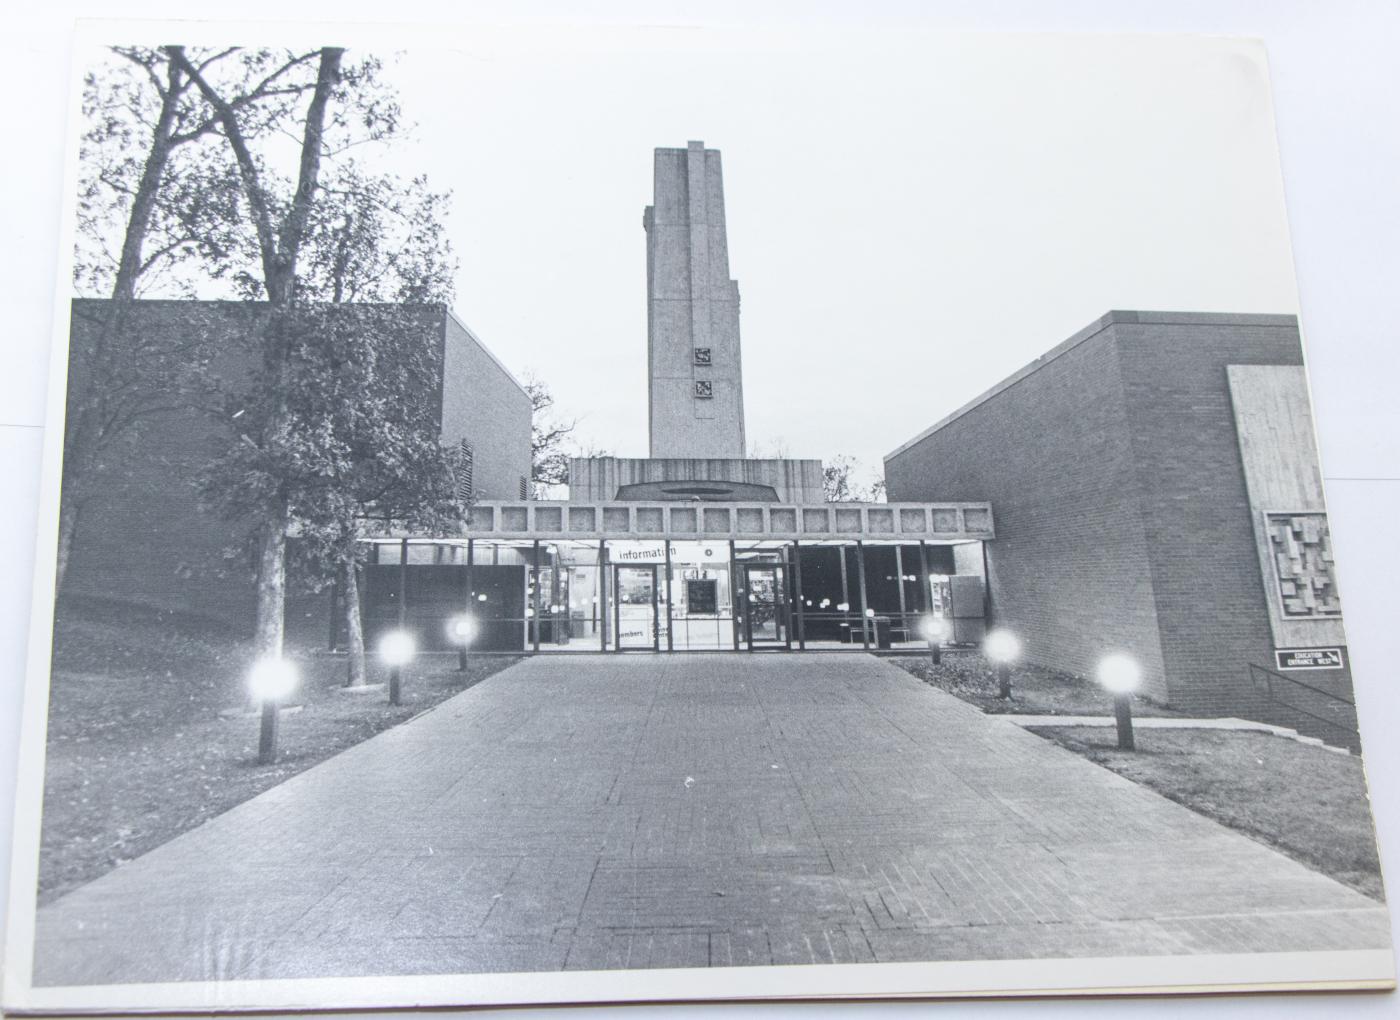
[2,7,1398,1012]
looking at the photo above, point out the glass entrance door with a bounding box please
[742,564,790,650]
[613,565,659,651]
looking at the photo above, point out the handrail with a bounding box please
[1250,662,1355,707]
[1248,663,1358,739]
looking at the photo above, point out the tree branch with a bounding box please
[274,48,345,302]
[112,47,167,100]
[167,51,321,146]
[167,46,282,292]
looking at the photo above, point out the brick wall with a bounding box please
[63,301,264,627]
[1113,314,1309,715]
[61,300,530,633]
[885,315,1171,701]
[885,310,1325,716]
[440,312,533,500]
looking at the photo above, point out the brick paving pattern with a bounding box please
[31,654,1390,985]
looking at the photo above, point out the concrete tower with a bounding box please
[644,141,746,458]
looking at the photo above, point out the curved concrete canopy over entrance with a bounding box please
[613,480,779,502]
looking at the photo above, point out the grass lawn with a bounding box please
[38,599,520,904]
[890,651,1180,717]
[1030,725,1385,900]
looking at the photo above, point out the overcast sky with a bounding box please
[96,23,1305,478]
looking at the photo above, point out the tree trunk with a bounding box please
[175,47,345,670]
[253,512,286,658]
[343,558,366,687]
[247,50,343,665]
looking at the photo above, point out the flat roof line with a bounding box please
[883,310,1299,463]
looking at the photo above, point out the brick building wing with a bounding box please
[885,310,1350,723]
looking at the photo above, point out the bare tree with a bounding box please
[524,374,576,498]
[823,455,886,502]
[748,437,792,459]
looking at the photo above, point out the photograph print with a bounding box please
[2,17,1394,1012]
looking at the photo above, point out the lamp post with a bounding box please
[449,614,478,671]
[249,657,298,765]
[920,615,949,665]
[1097,653,1141,750]
[984,629,1020,699]
[379,630,416,706]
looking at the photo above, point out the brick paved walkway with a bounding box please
[31,654,1390,985]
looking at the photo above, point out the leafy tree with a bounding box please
[301,163,456,305]
[170,46,377,661]
[292,172,459,686]
[74,41,460,682]
[61,45,323,592]
[302,169,459,686]
[169,46,461,682]
[215,304,461,686]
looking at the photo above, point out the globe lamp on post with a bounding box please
[249,657,298,765]
[984,629,1020,699]
[379,630,416,706]
[1097,653,1142,750]
[920,615,949,665]
[448,614,479,671]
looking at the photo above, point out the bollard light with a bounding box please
[249,657,299,764]
[1097,653,1141,750]
[448,614,479,672]
[984,629,1020,699]
[379,630,416,706]
[919,616,948,641]
[1097,653,1141,693]
[920,616,949,665]
[250,656,298,702]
